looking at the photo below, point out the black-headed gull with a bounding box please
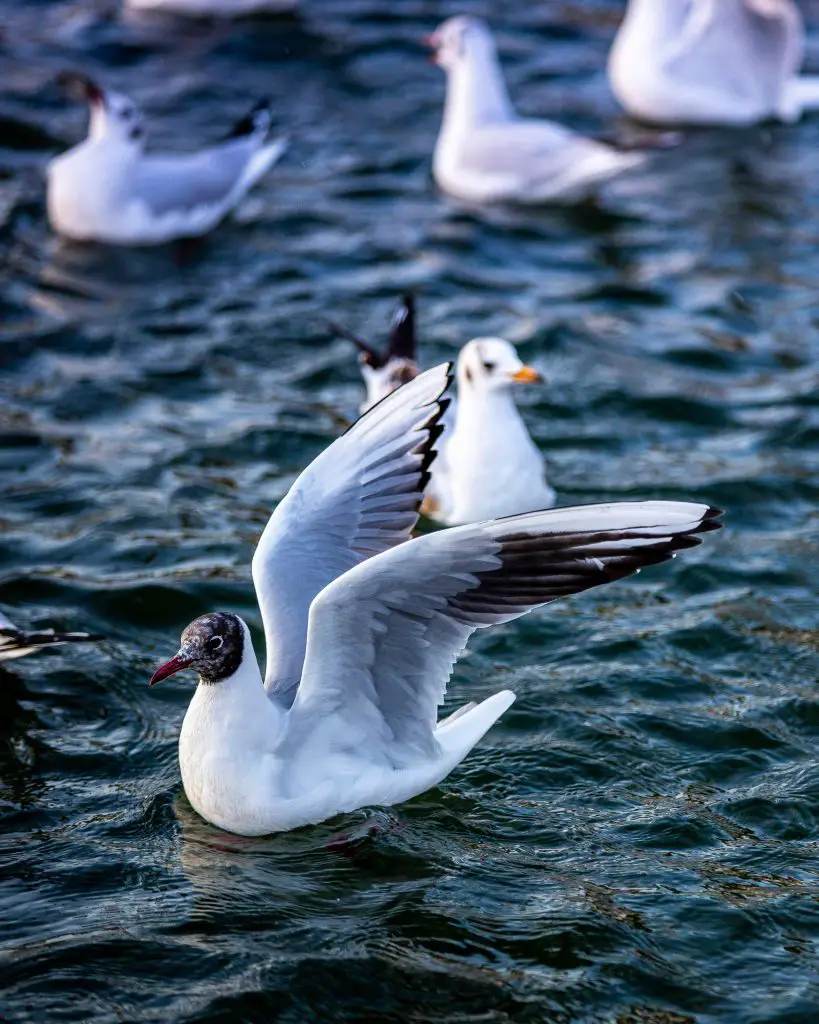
[327,294,421,414]
[334,302,554,524]
[0,610,102,663]
[149,364,722,836]
[425,16,645,205]
[47,73,288,245]
[609,0,819,126]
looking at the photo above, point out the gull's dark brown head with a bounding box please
[150,611,244,686]
[57,70,105,106]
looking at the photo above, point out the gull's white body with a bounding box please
[158,364,721,836]
[47,85,286,245]
[179,618,513,835]
[609,0,819,126]
[430,16,644,205]
[125,0,297,15]
[358,338,554,526]
[440,348,555,524]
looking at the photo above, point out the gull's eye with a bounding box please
[121,107,134,121]
[482,361,496,372]
[206,635,223,652]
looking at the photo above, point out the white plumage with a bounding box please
[150,366,723,836]
[427,16,644,205]
[332,301,555,525]
[609,0,819,126]
[47,74,287,245]
[125,0,297,13]
[428,337,555,525]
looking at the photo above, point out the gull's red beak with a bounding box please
[149,654,192,687]
[421,32,439,63]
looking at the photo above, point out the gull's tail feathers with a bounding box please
[435,691,516,760]
[787,75,819,116]
[228,99,273,139]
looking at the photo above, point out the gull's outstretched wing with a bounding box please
[133,137,285,221]
[255,364,452,702]
[459,122,643,201]
[285,502,722,759]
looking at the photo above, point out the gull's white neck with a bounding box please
[180,627,284,763]
[453,383,529,449]
[89,105,109,141]
[617,0,691,43]
[441,39,515,136]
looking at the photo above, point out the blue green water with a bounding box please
[3,2,819,1021]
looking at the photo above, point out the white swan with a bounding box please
[150,365,723,836]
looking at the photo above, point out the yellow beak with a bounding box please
[510,365,542,384]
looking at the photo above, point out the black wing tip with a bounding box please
[387,292,417,362]
[325,317,387,368]
[698,506,725,532]
[416,365,454,500]
[227,98,272,139]
[1,629,104,650]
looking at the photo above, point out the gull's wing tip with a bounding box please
[417,372,453,496]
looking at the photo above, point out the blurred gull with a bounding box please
[149,364,723,836]
[47,73,287,245]
[425,16,645,205]
[330,299,554,524]
[0,609,102,662]
[124,0,298,16]
[609,0,819,126]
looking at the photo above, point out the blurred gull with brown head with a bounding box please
[425,16,645,205]
[47,72,287,245]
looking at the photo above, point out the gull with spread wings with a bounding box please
[151,365,722,836]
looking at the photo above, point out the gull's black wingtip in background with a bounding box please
[387,292,417,362]
[226,97,273,139]
[0,611,104,663]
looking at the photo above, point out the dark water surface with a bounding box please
[3,1,819,1021]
